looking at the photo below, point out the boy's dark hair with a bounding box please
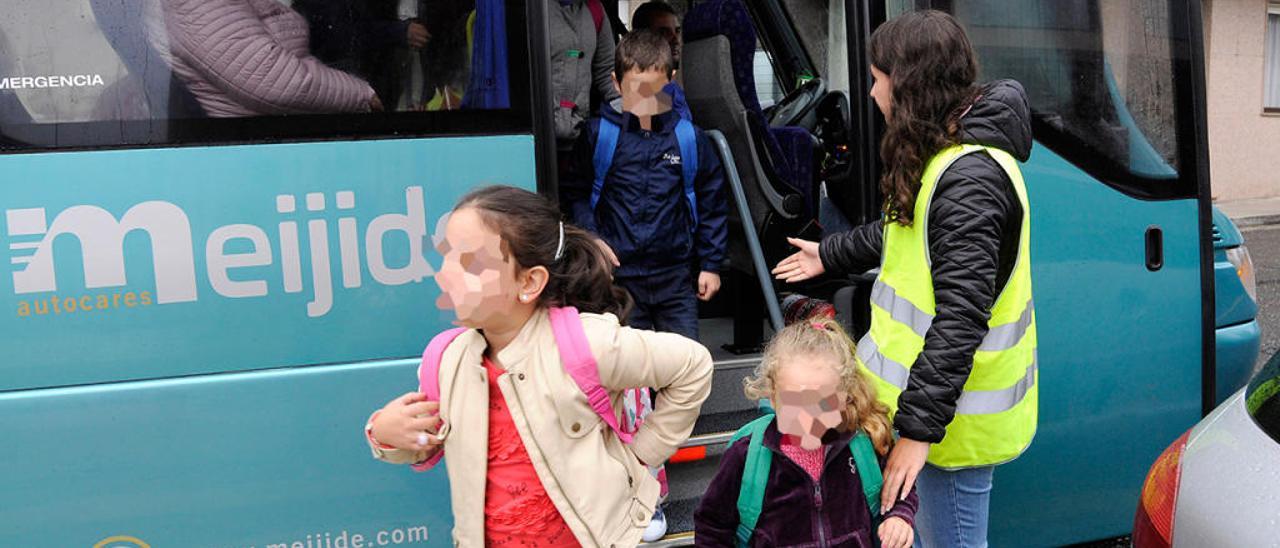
[631,1,677,31]
[614,29,674,80]
[454,185,632,320]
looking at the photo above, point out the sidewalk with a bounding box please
[1215,196,1280,228]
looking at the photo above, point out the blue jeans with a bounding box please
[912,464,995,548]
[617,266,699,341]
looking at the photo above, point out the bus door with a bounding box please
[646,0,1210,544]
[827,1,1213,545]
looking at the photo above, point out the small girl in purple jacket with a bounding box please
[694,317,917,547]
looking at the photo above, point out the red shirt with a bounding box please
[483,358,579,547]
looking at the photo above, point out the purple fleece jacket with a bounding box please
[694,418,918,547]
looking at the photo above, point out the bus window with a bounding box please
[951,0,1183,186]
[787,0,851,97]
[0,0,529,150]
[753,46,786,109]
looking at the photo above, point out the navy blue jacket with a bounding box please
[561,100,729,278]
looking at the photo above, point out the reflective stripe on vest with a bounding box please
[868,279,1035,351]
[857,334,1039,415]
[856,143,1037,469]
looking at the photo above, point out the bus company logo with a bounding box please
[6,186,432,319]
[0,74,106,90]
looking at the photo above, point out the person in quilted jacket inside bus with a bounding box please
[156,0,381,117]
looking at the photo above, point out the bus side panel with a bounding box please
[0,360,451,547]
[0,135,535,392]
[989,145,1203,546]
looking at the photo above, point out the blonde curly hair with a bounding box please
[744,316,896,455]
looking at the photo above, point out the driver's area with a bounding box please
[610,0,874,541]
[678,0,866,349]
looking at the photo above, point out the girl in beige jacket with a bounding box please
[366,186,713,547]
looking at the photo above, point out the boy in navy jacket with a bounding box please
[561,30,728,341]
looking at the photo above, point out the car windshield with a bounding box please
[1246,351,1280,445]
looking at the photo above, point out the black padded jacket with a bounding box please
[818,80,1032,443]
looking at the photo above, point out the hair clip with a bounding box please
[553,221,566,261]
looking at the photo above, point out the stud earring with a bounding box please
[520,294,529,302]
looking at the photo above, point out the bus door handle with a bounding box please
[1146,226,1164,271]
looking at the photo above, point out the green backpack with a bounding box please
[729,414,884,548]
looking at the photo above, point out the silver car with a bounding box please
[1133,351,1280,547]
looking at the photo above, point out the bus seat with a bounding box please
[684,36,777,274]
[683,0,809,223]
[770,126,818,215]
[89,0,205,119]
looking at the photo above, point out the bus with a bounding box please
[0,0,1255,546]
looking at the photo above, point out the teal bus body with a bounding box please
[0,136,535,546]
[0,0,1252,546]
[991,145,1204,545]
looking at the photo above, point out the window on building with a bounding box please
[1266,4,1280,112]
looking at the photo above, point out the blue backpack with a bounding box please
[591,107,700,225]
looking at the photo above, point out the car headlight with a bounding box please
[1225,245,1258,303]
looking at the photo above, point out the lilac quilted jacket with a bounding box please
[160,0,375,117]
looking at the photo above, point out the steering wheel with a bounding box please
[767,77,825,127]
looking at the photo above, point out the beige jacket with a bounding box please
[371,309,713,547]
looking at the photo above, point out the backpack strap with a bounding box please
[730,415,775,548]
[674,118,699,226]
[850,432,884,520]
[411,327,468,472]
[591,118,621,212]
[547,306,634,444]
[417,327,469,400]
[587,0,604,34]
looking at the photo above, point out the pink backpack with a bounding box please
[417,306,636,450]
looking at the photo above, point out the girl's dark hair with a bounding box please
[870,10,980,226]
[454,185,632,319]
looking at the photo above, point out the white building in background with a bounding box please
[1204,0,1280,201]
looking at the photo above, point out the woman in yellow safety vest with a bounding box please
[773,10,1037,547]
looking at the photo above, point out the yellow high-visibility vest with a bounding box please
[856,144,1037,469]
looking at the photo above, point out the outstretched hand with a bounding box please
[772,238,825,283]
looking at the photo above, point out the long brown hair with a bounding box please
[454,186,632,320]
[870,10,980,226]
[744,317,895,455]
